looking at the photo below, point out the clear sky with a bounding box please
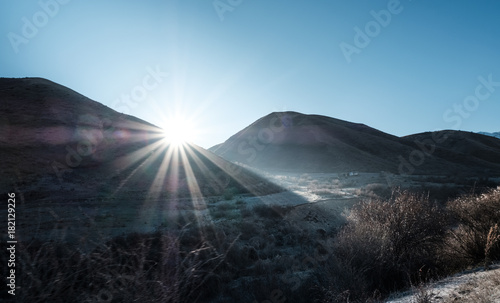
[1,0,500,148]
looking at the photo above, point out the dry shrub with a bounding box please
[335,190,447,295]
[358,183,392,199]
[252,204,292,220]
[2,231,227,303]
[444,268,500,303]
[486,224,500,268]
[445,189,500,267]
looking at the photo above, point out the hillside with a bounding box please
[403,131,500,176]
[0,77,281,194]
[1,78,499,303]
[0,77,162,181]
[210,111,500,176]
[0,77,282,241]
[479,131,500,140]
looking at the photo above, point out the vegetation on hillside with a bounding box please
[2,188,499,302]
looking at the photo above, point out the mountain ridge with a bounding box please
[210,112,500,176]
[0,77,282,198]
[478,131,500,140]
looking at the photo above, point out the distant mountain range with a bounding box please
[478,131,500,140]
[0,78,281,198]
[210,111,500,176]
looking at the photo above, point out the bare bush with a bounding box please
[335,190,447,295]
[486,224,500,268]
[445,189,500,267]
[3,231,227,303]
[357,183,392,199]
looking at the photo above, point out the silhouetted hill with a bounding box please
[479,131,500,140]
[402,131,500,176]
[0,77,282,199]
[210,112,500,176]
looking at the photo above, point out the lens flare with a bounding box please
[161,115,197,146]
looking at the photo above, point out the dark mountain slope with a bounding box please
[210,112,500,176]
[210,111,410,173]
[0,77,282,199]
[478,131,500,140]
[402,131,500,176]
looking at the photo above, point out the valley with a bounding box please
[1,78,500,302]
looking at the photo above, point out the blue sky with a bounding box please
[1,0,500,148]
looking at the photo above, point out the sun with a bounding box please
[161,115,197,146]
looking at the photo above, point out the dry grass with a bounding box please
[3,186,500,302]
[1,229,231,303]
[411,286,434,303]
[334,190,447,295]
[486,224,500,268]
[444,268,500,303]
[444,188,500,269]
